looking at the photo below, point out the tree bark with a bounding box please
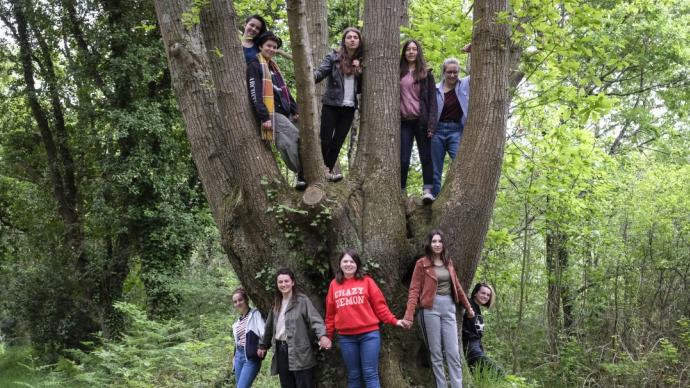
[434,0,514,290]
[546,223,570,355]
[154,0,516,384]
[285,0,326,194]
[349,0,408,272]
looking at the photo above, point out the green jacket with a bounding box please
[259,293,327,374]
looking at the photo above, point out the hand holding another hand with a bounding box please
[318,336,332,350]
[257,348,266,359]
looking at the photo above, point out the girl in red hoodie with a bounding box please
[325,249,406,388]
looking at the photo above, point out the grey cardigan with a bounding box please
[313,51,362,108]
[259,293,327,374]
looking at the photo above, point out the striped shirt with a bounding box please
[235,313,250,347]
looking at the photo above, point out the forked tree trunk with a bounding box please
[154,0,514,385]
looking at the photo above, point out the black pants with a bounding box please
[400,119,433,190]
[276,340,313,388]
[465,338,504,377]
[320,104,356,170]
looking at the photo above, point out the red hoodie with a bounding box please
[325,276,398,339]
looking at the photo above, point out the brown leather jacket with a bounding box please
[404,256,473,321]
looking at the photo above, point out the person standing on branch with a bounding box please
[257,268,331,388]
[431,48,471,198]
[324,249,408,388]
[246,31,306,190]
[402,229,475,388]
[231,288,265,388]
[399,39,438,204]
[313,27,363,182]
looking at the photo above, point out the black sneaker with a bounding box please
[295,180,307,191]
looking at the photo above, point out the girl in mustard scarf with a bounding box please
[246,31,306,190]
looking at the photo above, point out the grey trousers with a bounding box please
[274,113,302,176]
[418,294,463,388]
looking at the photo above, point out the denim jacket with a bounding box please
[435,76,470,128]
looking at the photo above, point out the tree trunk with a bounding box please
[546,223,569,355]
[285,0,326,193]
[154,0,515,385]
[435,0,514,290]
[8,0,97,344]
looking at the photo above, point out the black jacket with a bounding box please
[462,299,485,361]
[313,51,362,108]
[247,57,297,122]
[415,69,438,135]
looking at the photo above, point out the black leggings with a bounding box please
[320,104,356,170]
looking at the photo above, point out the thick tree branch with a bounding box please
[353,0,408,276]
[61,0,109,97]
[285,0,326,196]
[437,0,513,289]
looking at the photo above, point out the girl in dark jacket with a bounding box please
[462,282,504,377]
[399,39,438,203]
[257,268,331,388]
[246,32,306,190]
[313,27,363,182]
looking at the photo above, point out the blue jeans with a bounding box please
[338,330,381,388]
[234,346,261,388]
[400,119,433,191]
[431,121,463,197]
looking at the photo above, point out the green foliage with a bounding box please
[404,0,473,72]
[0,346,64,388]
[54,302,227,387]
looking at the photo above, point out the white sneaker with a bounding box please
[422,191,435,204]
[326,171,343,182]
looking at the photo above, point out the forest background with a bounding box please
[0,0,689,387]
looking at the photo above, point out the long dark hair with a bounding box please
[272,267,298,312]
[470,282,496,308]
[337,27,363,76]
[424,229,449,266]
[242,14,268,40]
[335,248,365,284]
[399,39,428,82]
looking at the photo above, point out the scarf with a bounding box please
[258,53,291,142]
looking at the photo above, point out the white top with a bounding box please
[342,74,356,107]
[275,298,290,341]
